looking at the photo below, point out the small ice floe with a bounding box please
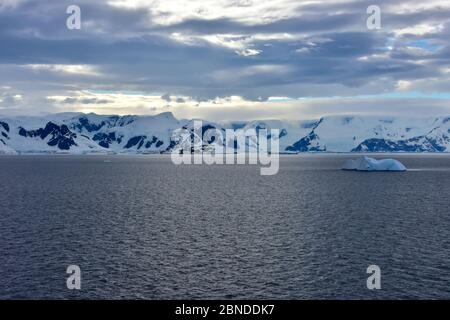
[342,156,407,172]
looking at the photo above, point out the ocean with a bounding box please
[0,154,449,299]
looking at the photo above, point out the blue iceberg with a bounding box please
[342,156,407,172]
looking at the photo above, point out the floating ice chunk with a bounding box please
[342,156,407,172]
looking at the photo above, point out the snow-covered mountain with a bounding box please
[1,112,450,154]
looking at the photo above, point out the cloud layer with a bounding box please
[0,0,449,120]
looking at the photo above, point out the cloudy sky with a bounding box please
[0,0,449,120]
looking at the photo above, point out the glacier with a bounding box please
[342,156,407,172]
[0,112,450,154]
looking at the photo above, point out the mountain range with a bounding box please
[1,112,450,154]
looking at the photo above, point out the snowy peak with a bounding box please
[1,113,450,154]
[285,115,450,153]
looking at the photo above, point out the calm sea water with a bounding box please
[0,154,449,299]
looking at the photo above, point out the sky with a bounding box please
[0,0,449,120]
